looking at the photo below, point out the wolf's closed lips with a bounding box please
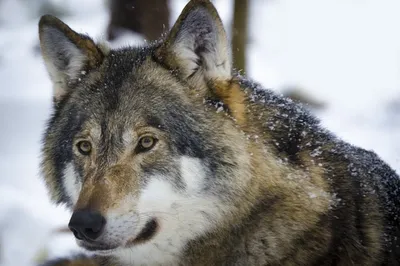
[80,241,117,252]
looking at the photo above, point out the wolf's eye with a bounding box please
[137,136,157,153]
[77,141,92,155]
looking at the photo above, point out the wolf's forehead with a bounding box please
[85,115,162,138]
[87,48,182,112]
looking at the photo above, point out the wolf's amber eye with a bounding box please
[137,136,157,152]
[77,141,92,155]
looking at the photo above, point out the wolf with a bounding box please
[37,0,400,265]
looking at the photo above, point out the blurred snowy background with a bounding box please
[0,0,399,265]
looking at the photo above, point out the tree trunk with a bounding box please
[107,0,170,42]
[231,0,249,74]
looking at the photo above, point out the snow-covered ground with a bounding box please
[0,0,399,265]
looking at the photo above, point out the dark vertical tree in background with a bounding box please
[107,0,170,41]
[232,0,248,74]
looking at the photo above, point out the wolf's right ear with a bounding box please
[39,15,104,102]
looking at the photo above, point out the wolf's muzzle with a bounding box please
[68,209,106,241]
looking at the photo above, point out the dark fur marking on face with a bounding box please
[161,105,208,159]
[145,115,166,131]
[142,159,186,191]
[45,103,87,205]
[129,219,158,245]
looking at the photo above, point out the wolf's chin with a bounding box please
[79,241,119,253]
[92,248,118,256]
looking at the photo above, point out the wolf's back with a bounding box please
[347,145,400,264]
[238,76,400,264]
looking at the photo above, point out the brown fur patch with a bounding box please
[211,79,247,126]
[74,164,139,214]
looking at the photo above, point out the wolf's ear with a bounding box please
[155,0,231,89]
[39,15,104,102]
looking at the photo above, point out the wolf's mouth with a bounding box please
[80,241,117,252]
[126,218,159,246]
[79,219,158,251]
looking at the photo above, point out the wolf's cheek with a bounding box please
[100,201,141,247]
[62,162,82,207]
[118,157,222,249]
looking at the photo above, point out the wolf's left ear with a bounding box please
[39,15,104,102]
[155,0,231,88]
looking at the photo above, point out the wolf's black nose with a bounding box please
[68,210,106,241]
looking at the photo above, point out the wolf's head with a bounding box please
[39,0,252,262]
